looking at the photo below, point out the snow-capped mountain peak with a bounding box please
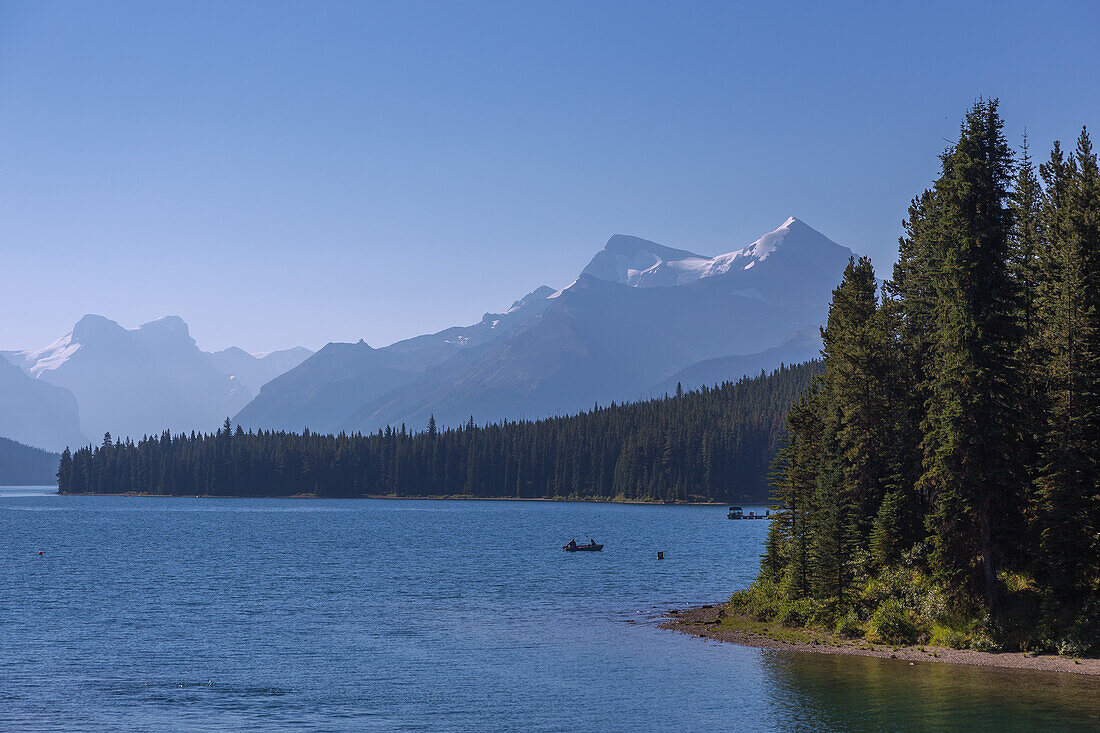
[580,235,711,288]
[4,315,133,378]
[574,217,843,290]
[697,216,807,277]
[738,215,800,262]
[711,216,815,271]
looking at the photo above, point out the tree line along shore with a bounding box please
[735,100,1099,658]
[56,360,818,503]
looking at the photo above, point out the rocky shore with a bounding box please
[662,605,1100,677]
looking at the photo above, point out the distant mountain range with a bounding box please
[237,217,845,434]
[0,436,60,485]
[0,357,85,452]
[204,346,315,397]
[1,216,845,451]
[651,327,823,396]
[1,317,311,449]
[232,285,557,432]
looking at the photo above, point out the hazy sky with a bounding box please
[2,1,1098,352]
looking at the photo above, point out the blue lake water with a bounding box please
[2,487,1097,731]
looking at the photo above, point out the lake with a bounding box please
[2,487,1097,731]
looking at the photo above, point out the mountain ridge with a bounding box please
[4,316,312,445]
[234,285,558,432]
[243,217,853,435]
[4,217,852,445]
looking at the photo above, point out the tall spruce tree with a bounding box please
[810,391,856,603]
[1036,127,1100,608]
[1013,134,1044,353]
[918,99,1023,613]
[887,190,941,521]
[57,447,72,493]
[764,383,824,599]
[818,257,896,544]
[1009,134,1046,551]
[789,257,892,603]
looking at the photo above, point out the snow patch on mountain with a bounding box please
[16,333,82,377]
[547,280,576,299]
[580,235,711,288]
[574,217,832,291]
[697,216,803,276]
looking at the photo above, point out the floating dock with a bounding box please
[727,506,769,520]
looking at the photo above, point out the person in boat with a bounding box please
[567,538,578,550]
[589,538,596,547]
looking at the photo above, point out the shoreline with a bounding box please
[48,490,737,506]
[662,605,1100,677]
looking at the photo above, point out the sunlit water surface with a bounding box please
[2,487,1097,731]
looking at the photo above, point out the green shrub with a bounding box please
[916,585,950,622]
[1057,636,1088,657]
[998,570,1035,594]
[772,597,828,627]
[777,599,812,626]
[867,598,920,645]
[971,632,1002,653]
[1062,596,1100,655]
[930,624,969,649]
[729,578,784,621]
[835,613,864,638]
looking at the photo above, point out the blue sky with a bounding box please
[2,1,1098,352]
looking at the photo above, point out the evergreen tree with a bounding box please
[810,392,856,602]
[1013,133,1044,353]
[819,257,897,541]
[1035,127,1100,608]
[918,99,1023,612]
[56,447,72,492]
[1009,133,1047,560]
[764,382,823,599]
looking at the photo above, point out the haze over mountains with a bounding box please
[232,286,558,433]
[205,346,315,397]
[0,356,85,452]
[238,217,848,434]
[1,317,311,449]
[1,217,849,452]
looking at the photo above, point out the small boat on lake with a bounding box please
[563,539,603,552]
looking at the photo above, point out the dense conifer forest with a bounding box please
[0,437,60,486]
[737,100,1100,655]
[57,361,819,502]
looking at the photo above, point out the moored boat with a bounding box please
[728,506,769,519]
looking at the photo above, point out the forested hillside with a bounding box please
[741,100,1099,655]
[58,361,820,502]
[0,437,61,486]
